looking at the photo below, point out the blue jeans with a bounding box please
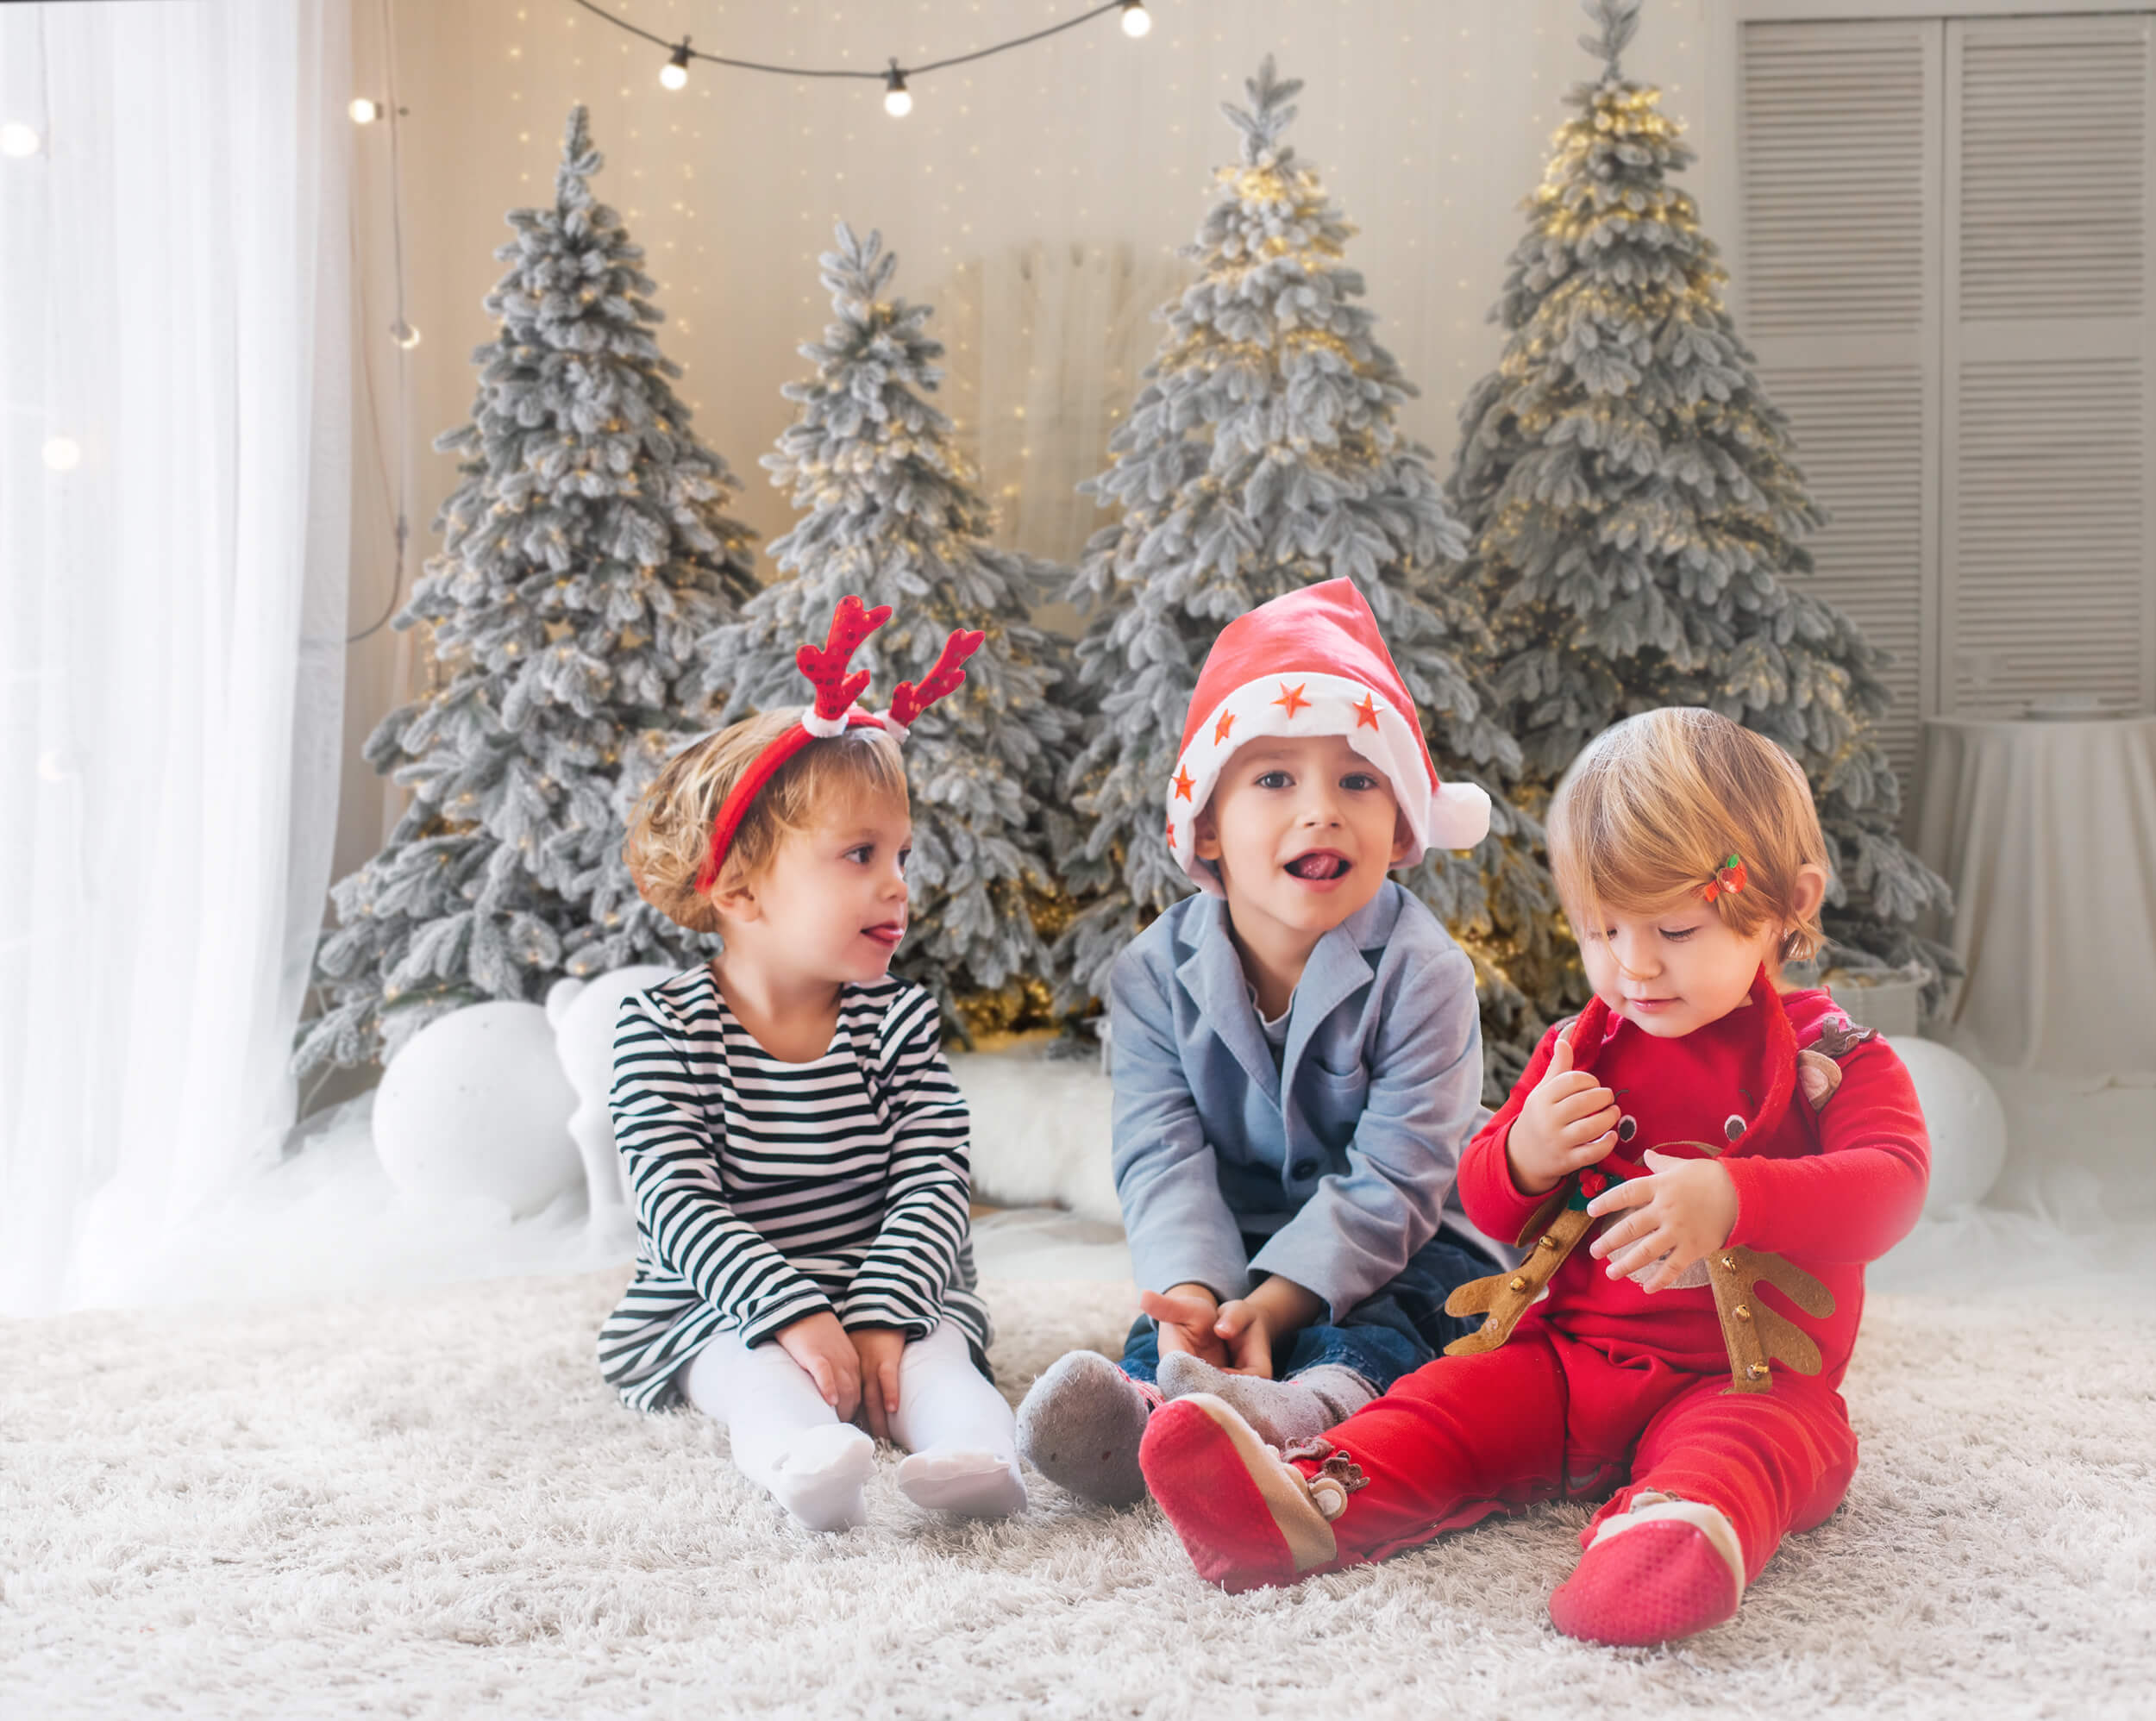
[1119,1230,1497,1392]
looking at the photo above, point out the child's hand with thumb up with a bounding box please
[1504,1026,1620,1197]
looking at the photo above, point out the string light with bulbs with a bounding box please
[335,0,1153,636]
[565,0,1151,114]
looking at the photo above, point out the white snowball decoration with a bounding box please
[948,1041,1119,1225]
[373,1001,582,1218]
[1889,1036,2009,1216]
[546,965,679,1231]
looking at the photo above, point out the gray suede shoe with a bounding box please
[1155,1351,1376,1448]
[1014,1349,1154,1506]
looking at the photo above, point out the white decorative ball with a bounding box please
[546,965,680,1227]
[373,1001,581,1217]
[1889,1036,2009,1215]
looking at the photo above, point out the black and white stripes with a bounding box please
[597,965,992,1412]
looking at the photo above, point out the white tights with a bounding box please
[681,1321,1025,1530]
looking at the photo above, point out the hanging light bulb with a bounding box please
[348,97,382,124]
[390,318,422,350]
[882,62,912,118]
[0,121,41,158]
[660,40,691,91]
[1119,2,1152,38]
[41,435,82,472]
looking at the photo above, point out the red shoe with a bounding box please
[1138,1394,1341,1593]
[1548,1503,1744,1645]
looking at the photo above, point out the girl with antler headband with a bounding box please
[596,597,1026,1530]
[1137,707,1931,1647]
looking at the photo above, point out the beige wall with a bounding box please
[335,0,1717,886]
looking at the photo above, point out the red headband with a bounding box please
[694,595,984,893]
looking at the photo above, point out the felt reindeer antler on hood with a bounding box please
[695,596,983,892]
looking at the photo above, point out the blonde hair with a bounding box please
[624,708,908,934]
[1546,707,1828,964]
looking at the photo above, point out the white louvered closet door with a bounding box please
[1740,20,1943,809]
[1943,14,2156,719]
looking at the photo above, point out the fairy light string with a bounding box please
[561,0,1150,109]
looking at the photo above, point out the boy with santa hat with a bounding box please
[1017,579,1507,1505]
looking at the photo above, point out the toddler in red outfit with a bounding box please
[1137,707,1931,1646]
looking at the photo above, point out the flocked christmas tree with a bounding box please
[698,223,1075,1037]
[298,109,759,1072]
[1060,58,1545,1086]
[1448,0,1953,1014]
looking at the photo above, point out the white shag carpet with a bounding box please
[4,1274,2153,1720]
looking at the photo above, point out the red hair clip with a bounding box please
[694,597,982,893]
[1702,853,1748,904]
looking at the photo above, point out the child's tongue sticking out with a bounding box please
[1276,854,1345,884]
[1286,850,1351,883]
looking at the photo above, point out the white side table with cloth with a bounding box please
[1915,715,2156,1078]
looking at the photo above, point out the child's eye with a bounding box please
[1340,773,1378,792]
[1255,769,1293,790]
[1659,927,1697,942]
[897,848,912,872]
[845,845,874,865]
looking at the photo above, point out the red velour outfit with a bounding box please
[1283,974,1930,1588]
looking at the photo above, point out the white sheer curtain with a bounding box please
[0,0,352,1314]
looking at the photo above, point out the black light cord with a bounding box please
[348,0,415,645]
[562,0,1133,83]
[342,0,1146,643]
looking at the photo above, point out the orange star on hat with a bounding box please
[1163,578,1491,896]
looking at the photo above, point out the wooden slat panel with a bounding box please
[1948,355,2148,713]
[1959,28,2147,320]
[1743,19,1941,819]
[1743,22,1934,337]
[1945,14,2156,719]
[1760,366,1929,791]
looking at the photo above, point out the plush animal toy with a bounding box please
[546,964,677,1234]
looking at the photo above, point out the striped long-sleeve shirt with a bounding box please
[596,965,992,1412]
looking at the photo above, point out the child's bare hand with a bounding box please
[848,1326,906,1442]
[1209,1300,1276,1378]
[1585,1150,1739,1292]
[1140,1285,1230,1367]
[1212,1276,1323,1379]
[775,1311,862,1420]
[1506,1027,1620,1195]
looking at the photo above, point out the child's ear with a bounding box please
[706,878,760,926]
[1785,862,1828,927]
[1389,810,1418,867]
[1192,804,1222,862]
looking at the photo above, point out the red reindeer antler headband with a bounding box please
[695,595,984,892]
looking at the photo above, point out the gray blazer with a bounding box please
[1107,880,1498,1322]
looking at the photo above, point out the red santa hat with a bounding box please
[1166,578,1491,895]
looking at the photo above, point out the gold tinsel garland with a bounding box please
[949,878,1083,1042]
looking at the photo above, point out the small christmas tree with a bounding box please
[1059,58,1540,1084]
[1448,0,1952,1009]
[699,224,1075,1033]
[298,108,759,1073]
